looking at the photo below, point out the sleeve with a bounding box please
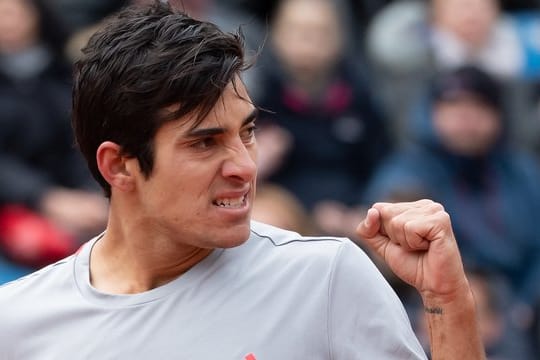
[327,240,427,360]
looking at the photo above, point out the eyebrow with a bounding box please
[186,108,259,138]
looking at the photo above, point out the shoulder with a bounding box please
[0,254,75,304]
[249,221,349,258]
[246,221,394,307]
[248,224,424,358]
[250,221,344,248]
[248,221,374,275]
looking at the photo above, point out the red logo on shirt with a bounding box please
[244,354,257,360]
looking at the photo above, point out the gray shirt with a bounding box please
[0,221,427,359]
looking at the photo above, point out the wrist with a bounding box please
[420,280,486,360]
[421,280,476,317]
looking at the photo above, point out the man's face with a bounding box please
[127,80,258,249]
[433,94,501,156]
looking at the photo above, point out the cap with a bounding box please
[431,66,501,110]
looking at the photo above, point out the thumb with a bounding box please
[356,207,381,240]
[356,208,390,259]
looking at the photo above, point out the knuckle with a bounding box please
[391,213,406,228]
[435,210,451,223]
[428,201,445,213]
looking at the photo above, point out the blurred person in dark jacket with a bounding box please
[366,0,540,148]
[253,0,391,237]
[0,0,107,274]
[364,66,540,358]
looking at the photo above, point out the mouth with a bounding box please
[212,194,248,209]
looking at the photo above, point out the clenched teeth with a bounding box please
[214,195,246,208]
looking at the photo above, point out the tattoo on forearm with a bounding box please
[425,307,443,315]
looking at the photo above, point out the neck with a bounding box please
[89,210,213,294]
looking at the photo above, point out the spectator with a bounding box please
[0,0,108,274]
[365,0,540,145]
[253,0,391,236]
[364,66,540,357]
[367,0,535,79]
[366,66,540,302]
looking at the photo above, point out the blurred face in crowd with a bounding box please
[433,94,502,156]
[271,0,343,84]
[0,0,39,53]
[432,0,499,49]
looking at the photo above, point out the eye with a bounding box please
[191,137,216,149]
[241,125,257,143]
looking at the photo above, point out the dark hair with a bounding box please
[72,1,248,197]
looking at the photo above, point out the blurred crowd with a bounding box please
[1,0,540,358]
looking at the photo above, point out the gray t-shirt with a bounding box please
[0,221,427,359]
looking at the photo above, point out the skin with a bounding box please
[431,0,499,50]
[433,95,501,157]
[90,80,258,294]
[271,0,343,92]
[357,199,486,359]
[0,0,39,53]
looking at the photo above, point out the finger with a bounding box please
[356,207,381,239]
[356,208,397,262]
[385,211,436,252]
[362,200,446,249]
[403,219,430,251]
[371,204,414,251]
[404,211,454,248]
[372,199,436,219]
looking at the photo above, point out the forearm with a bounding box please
[422,285,485,360]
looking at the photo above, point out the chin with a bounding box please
[216,222,252,249]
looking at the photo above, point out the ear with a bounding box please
[96,141,136,193]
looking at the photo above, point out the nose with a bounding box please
[221,141,257,182]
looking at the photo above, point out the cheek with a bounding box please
[433,113,458,138]
[473,113,501,138]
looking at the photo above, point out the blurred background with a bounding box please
[1,0,539,358]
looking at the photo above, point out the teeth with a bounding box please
[215,195,245,208]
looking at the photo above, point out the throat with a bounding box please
[89,236,213,294]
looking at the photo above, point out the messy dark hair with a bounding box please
[72,1,248,197]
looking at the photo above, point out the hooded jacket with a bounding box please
[364,89,540,305]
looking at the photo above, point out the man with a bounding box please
[0,2,484,359]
